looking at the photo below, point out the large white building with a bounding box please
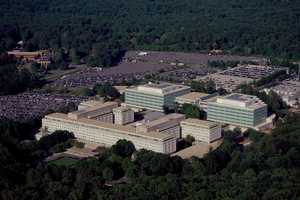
[40,113,177,154]
[180,118,221,143]
[124,82,191,111]
[207,93,268,128]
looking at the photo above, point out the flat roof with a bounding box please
[126,82,190,95]
[45,113,173,141]
[181,118,220,129]
[74,101,118,113]
[171,141,222,159]
[79,100,107,107]
[113,106,132,112]
[142,113,185,128]
[176,92,210,101]
[210,93,266,109]
[143,82,173,89]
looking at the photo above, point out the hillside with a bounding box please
[1,0,300,65]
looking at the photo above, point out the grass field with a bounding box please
[49,157,79,167]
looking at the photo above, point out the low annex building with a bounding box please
[180,118,221,143]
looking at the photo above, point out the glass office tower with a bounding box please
[207,93,267,128]
[125,82,191,112]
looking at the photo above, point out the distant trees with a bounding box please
[93,83,121,100]
[190,80,216,94]
[0,60,42,95]
[180,103,206,119]
[71,83,121,100]
[1,0,300,68]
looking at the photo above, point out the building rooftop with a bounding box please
[69,101,118,119]
[127,82,191,95]
[141,113,185,128]
[176,92,210,101]
[211,93,266,109]
[113,106,132,112]
[181,118,220,129]
[79,100,106,108]
[45,113,173,141]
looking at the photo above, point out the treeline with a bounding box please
[1,0,300,68]
[0,54,42,95]
[1,113,300,199]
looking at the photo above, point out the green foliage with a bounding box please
[190,80,217,94]
[38,130,75,154]
[74,141,85,149]
[240,84,288,115]
[1,0,300,64]
[111,139,136,158]
[180,103,206,119]
[93,83,120,100]
[0,61,41,95]
[69,48,80,64]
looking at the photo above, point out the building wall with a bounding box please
[91,113,114,123]
[125,88,190,111]
[253,106,268,126]
[114,110,134,125]
[42,117,176,154]
[160,125,181,139]
[125,90,164,111]
[207,103,266,128]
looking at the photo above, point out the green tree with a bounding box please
[69,48,80,64]
[111,140,136,158]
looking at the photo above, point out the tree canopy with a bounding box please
[1,0,300,65]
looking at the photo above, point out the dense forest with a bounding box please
[0,113,300,200]
[1,0,300,67]
[0,54,41,95]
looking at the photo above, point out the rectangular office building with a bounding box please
[125,82,191,112]
[41,113,176,154]
[207,93,267,128]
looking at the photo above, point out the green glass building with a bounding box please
[124,82,191,112]
[207,93,267,128]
